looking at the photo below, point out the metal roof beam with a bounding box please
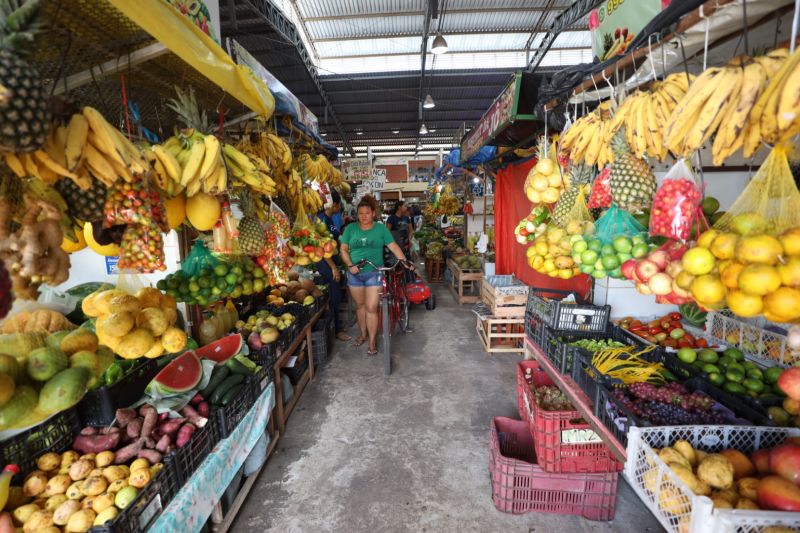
[321,69,522,81]
[318,46,590,60]
[527,0,602,72]
[312,28,587,42]
[303,7,572,22]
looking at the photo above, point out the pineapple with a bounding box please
[55,176,107,223]
[0,0,51,153]
[609,127,656,211]
[167,86,210,133]
[237,189,265,255]
[552,164,592,226]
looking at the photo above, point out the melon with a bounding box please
[195,334,242,363]
[147,350,202,395]
[186,193,220,231]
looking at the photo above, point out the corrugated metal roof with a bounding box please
[298,0,424,18]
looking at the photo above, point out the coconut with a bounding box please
[300,279,315,292]
[287,271,300,281]
[293,289,309,303]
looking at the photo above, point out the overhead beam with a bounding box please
[312,28,588,42]
[303,7,573,22]
[320,70,522,81]
[318,46,590,60]
[527,0,602,72]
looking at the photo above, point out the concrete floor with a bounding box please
[232,284,665,533]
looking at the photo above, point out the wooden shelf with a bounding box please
[524,338,627,462]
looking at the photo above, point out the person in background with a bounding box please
[340,195,413,356]
[386,201,414,249]
[315,190,351,341]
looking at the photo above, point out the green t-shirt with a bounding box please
[341,222,394,272]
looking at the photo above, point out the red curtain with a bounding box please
[495,158,593,299]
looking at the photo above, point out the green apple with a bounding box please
[572,240,588,253]
[594,258,605,271]
[618,252,633,262]
[580,263,595,275]
[572,253,583,265]
[632,242,650,258]
[609,266,623,278]
[632,234,646,245]
[581,250,598,264]
[587,239,602,252]
[592,269,607,279]
[602,255,620,270]
[601,244,616,256]
[613,236,633,253]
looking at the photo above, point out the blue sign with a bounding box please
[105,256,120,275]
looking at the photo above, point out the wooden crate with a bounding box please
[425,257,445,283]
[446,258,482,304]
[481,280,527,318]
[476,315,525,354]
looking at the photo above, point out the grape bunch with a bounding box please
[628,382,713,412]
[640,401,726,425]
[611,382,723,426]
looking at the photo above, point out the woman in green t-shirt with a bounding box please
[340,195,413,355]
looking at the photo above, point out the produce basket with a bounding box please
[543,324,648,377]
[164,421,219,488]
[518,360,622,473]
[482,275,528,317]
[78,359,160,426]
[706,311,795,367]
[311,313,333,366]
[526,288,609,333]
[92,467,176,533]
[213,375,258,439]
[489,417,618,520]
[0,408,82,483]
[625,425,800,533]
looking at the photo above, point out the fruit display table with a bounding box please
[446,257,482,304]
[149,383,276,533]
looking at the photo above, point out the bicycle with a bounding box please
[354,258,414,375]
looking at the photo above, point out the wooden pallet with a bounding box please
[481,281,527,317]
[446,258,482,304]
[425,257,445,283]
[476,315,525,354]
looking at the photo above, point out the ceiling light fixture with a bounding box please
[419,124,428,134]
[473,177,480,184]
[429,128,437,133]
[356,131,363,135]
[392,130,400,134]
[423,94,435,108]
[320,132,327,137]
[431,33,448,54]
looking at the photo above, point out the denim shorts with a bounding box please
[348,270,382,287]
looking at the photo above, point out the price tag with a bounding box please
[260,375,269,391]
[137,493,162,530]
[561,428,603,444]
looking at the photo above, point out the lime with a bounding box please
[253,279,265,293]
[242,280,253,293]
[764,366,783,384]
[723,347,744,361]
[178,282,190,294]
[200,287,212,298]
[166,289,178,298]
[726,368,745,383]
[199,267,212,277]
[702,363,721,374]
[747,367,764,381]
[166,277,179,290]
[231,265,244,276]
[214,264,229,277]
[156,280,166,291]
[708,372,726,386]
[198,276,211,288]
[718,356,733,369]
[196,296,208,306]
[188,281,200,293]
[698,349,719,363]
[742,378,765,393]
[225,273,238,285]
[244,261,255,272]
[230,287,243,299]
[677,347,697,364]
[702,196,720,217]
[216,278,228,290]
[211,286,222,296]
[723,382,747,394]
[252,268,265,279]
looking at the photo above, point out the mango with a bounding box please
[38,368,90,414]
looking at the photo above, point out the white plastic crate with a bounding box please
[625,425,800,533]
[705,311,795,367]
[483,275,529,296]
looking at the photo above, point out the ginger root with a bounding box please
[0,198,70,300]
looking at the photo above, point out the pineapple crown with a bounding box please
[534,135,551,159]
[167,86,211,134]
[571,164,593,185]
[611,126,632,153]
[0,0,43,55]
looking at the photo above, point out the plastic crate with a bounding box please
[625,425,800,533]
[284,339,309,385]
[78,359,160,426]
[526,288,609,333]
[0,408,81,483]
[311,314,333,366]
[213,375,258,439]
[524,307,548,350]
[517,361,622,473]
[164,421,219,488]
[92,467,175,533]
[489,417,618,520]
[706,311,796,367]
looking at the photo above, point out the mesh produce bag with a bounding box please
[587,167,612,209]
[649,159,705,241]
[564,187,594,225]
[117,226,166,273]
[713,144,800,235]
[595,204,646,245]
[182,240,218,277]
[103,175,169,232]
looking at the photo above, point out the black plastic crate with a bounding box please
[249,342,277,368]
[78,359,160,426]
[0,408,81,483]
[526,288,609,334]
[92,467,174,533]
[277,321,300,353]
[524,308,548,349]
[213,375,258,439]
[311,314,333,366]
[541,325,646,377]
[164,421,219,488]
[284,339,309,386]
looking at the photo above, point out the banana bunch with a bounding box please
[751,47,800,152]
[559,100,614,166]
[665,48,790,161]
[297,153,336,183]
[293,186,323,215]
[238,132,292,174]
[3,107,145,188]
[222,143,277,196]
[145,129,227,197]
[274,166,303,198]
[608,72,693,160]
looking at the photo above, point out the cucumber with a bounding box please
[211,374,244,405]
[200,365,230,398]
[225,358,252,376]
[220,384,245,406]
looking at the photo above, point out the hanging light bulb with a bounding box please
[392,130,400,134]
[423,94,435,108]
[431,33,448,54]
[420,124,428,134]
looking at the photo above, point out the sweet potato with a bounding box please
[115,408,137,428]
[158,412,169,421]
[100,426,119,435]
[158,418,183,436]
[72,433,120,455]
[113,439,144,464]
[0,511,13,533]
[176,423,196,448]
[179,405,207,428]
[126,418,143,439]
[190,393,203,405]
[79,427,97,436]
[197,402,209,418]
[138,404,156,418]
[155,434,170,453]
[136,449,162,464]
[140,408,157,439]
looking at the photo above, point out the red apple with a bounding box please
[666,260,683,278]
[648,250,670,270]
[752,449,771,475]
[758,475,800,511]
[636,282,653,295]
[648,273,674,295]
[621,259,638,280]
[655,294,669,304]
[671,279,691,298]
[636,260,659,282]
[769,443,800,485]
[778,368,800,401]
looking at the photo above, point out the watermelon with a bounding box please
[195,334,242,363]
[150,350,202,394]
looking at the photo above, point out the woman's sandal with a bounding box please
[351,336,367,347]
[366,347,378,356]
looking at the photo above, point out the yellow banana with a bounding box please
[3,153,25,177]
[152,145,182,182]
[198,134,221,181]
[180,141,206,186]
[33,149,79,180]
[83,143,117,186]
[666,67,723,152]
[755,47,800,142]
[777,53,800,131]
[683,67,741,155]
[718,61,766,150]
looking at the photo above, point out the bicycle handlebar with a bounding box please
[354,258,414,271]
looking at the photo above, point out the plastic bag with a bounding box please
[595,204,647,245]
[115,270,146,295]
[117,226,166,273]
[587,167,612,209]
[182,240,218,277]
[649,159,704,241]
[713,144,800,235]
[103,175,169,231]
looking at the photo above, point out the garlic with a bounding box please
[787,325,800,351]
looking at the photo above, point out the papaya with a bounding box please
[38,368,90,414]
[45,331,70,351]
[0,386,37,429]
[0,333,46,359]
[60,329,99,356]
[0,354,21,381]
[27,347,69,382]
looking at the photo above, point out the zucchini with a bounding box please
[220,384,245,406]
[210,374,244,405]
[200,365,230,398]
[225,358,252,376]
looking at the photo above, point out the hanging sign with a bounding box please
[590,0,667,61]
[364,168,386,191]
[461,77,516,161]
[344,158,371,181]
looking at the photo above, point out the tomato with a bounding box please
[629,324,647,332]
[649,326,662,335]
[683,333,695,344]
[677,338,691,348]
[695,338,708,348]
[630,319,642,328]
[669,312,682,321]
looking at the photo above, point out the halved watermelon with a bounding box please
[195,334,242,363]
[152,350,202,393]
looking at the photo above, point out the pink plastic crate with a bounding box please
[490,417,618,520]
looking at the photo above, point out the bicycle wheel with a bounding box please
[381,297,391,375]
[398,297,409,333]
